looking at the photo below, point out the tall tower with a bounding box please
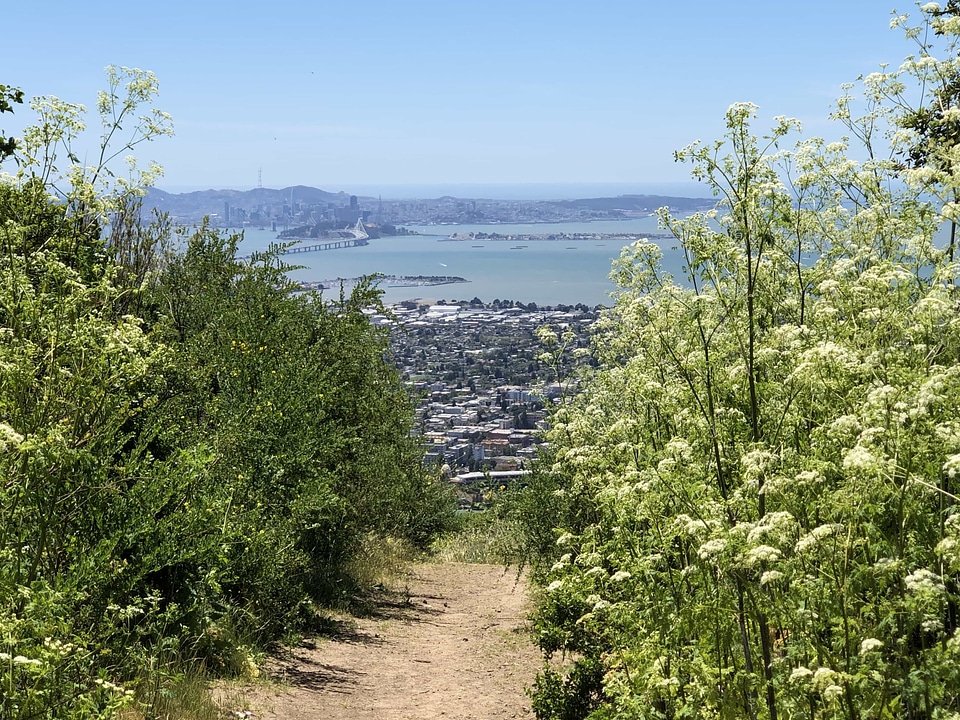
[257,167,263,190]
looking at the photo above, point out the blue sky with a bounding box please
[2,1,925,196]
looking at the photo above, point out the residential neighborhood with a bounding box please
[370,299,599,508]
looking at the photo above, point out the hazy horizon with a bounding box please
[6,1,915,192]
[155,180,713,202]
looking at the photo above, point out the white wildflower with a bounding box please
[843,446,882,474]
[747,511,796,543]
[794,469,824,486]
[813,667,838,685]
[796,524,844,553]
[823,684,845,701]
[676,514,713,536]
[13,655,42,666]
[610,570,632,582]
[904,568,946,595]
[860,638,883,655]
[745,545,781,566]
[547,580,563,592]
[790,666,813,682]
[944,454,960,479]
[697,538,728,560]
[657,457,677,473]
[0,423,24,453]
[576,552,601,567]
[741,449,777,481]
[556,533,575,546]
[760,570,785,585]
[664,437,692,458]
[830,414,861,437]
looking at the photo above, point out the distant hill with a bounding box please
[144,185,373,217]
[544,195,714,213]
[142,186,716,225]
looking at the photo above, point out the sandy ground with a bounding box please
[226,563,541,720]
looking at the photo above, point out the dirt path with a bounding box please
[232,563,541,720]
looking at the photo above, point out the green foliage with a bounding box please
[0,69,454,719]
[430,508,523,564]
[0,83,23,160]
[517,10,960,719]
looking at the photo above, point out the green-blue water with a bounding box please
[233,217,685,306]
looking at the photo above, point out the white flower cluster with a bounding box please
[842,446,884,475]
[813,667,844,701]
[829,415,862,438]
[697,538,728,560]
[943,454,960,479]
[664,436,692,459]
[94,677,134,696]
[0,422,24,453]
[675,514,719,537]
[904,568,946,596]
[745,545,781,567]
[790,666,845,700]
[0,653,42,666]
[43,637,76,656]
[760,570,785,585]
[741,449,778,482]
[796,524,844,553]
[794,469,825,487]
[859,638,884,655]
[791,341,859,385]
[746,511,797,544]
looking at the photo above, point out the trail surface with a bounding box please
[234,562,540,719]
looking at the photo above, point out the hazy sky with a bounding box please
[2,1,926,195]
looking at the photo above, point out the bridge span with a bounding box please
[238,218,369,261]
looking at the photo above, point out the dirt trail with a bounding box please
[233,563,541,720]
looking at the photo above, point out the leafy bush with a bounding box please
[519,10,960,719]
[0,67,455,718]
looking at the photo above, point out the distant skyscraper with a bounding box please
[350,195,358,211]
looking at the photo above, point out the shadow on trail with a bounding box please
[266,580,447,693]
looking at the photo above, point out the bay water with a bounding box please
[233,217,685,307]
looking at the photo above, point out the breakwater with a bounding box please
[441,231,675,243]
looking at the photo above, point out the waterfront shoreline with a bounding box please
[298,274,469,292]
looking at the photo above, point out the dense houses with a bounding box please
[373,300,598,508]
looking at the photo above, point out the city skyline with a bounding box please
[4,1,925,193]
